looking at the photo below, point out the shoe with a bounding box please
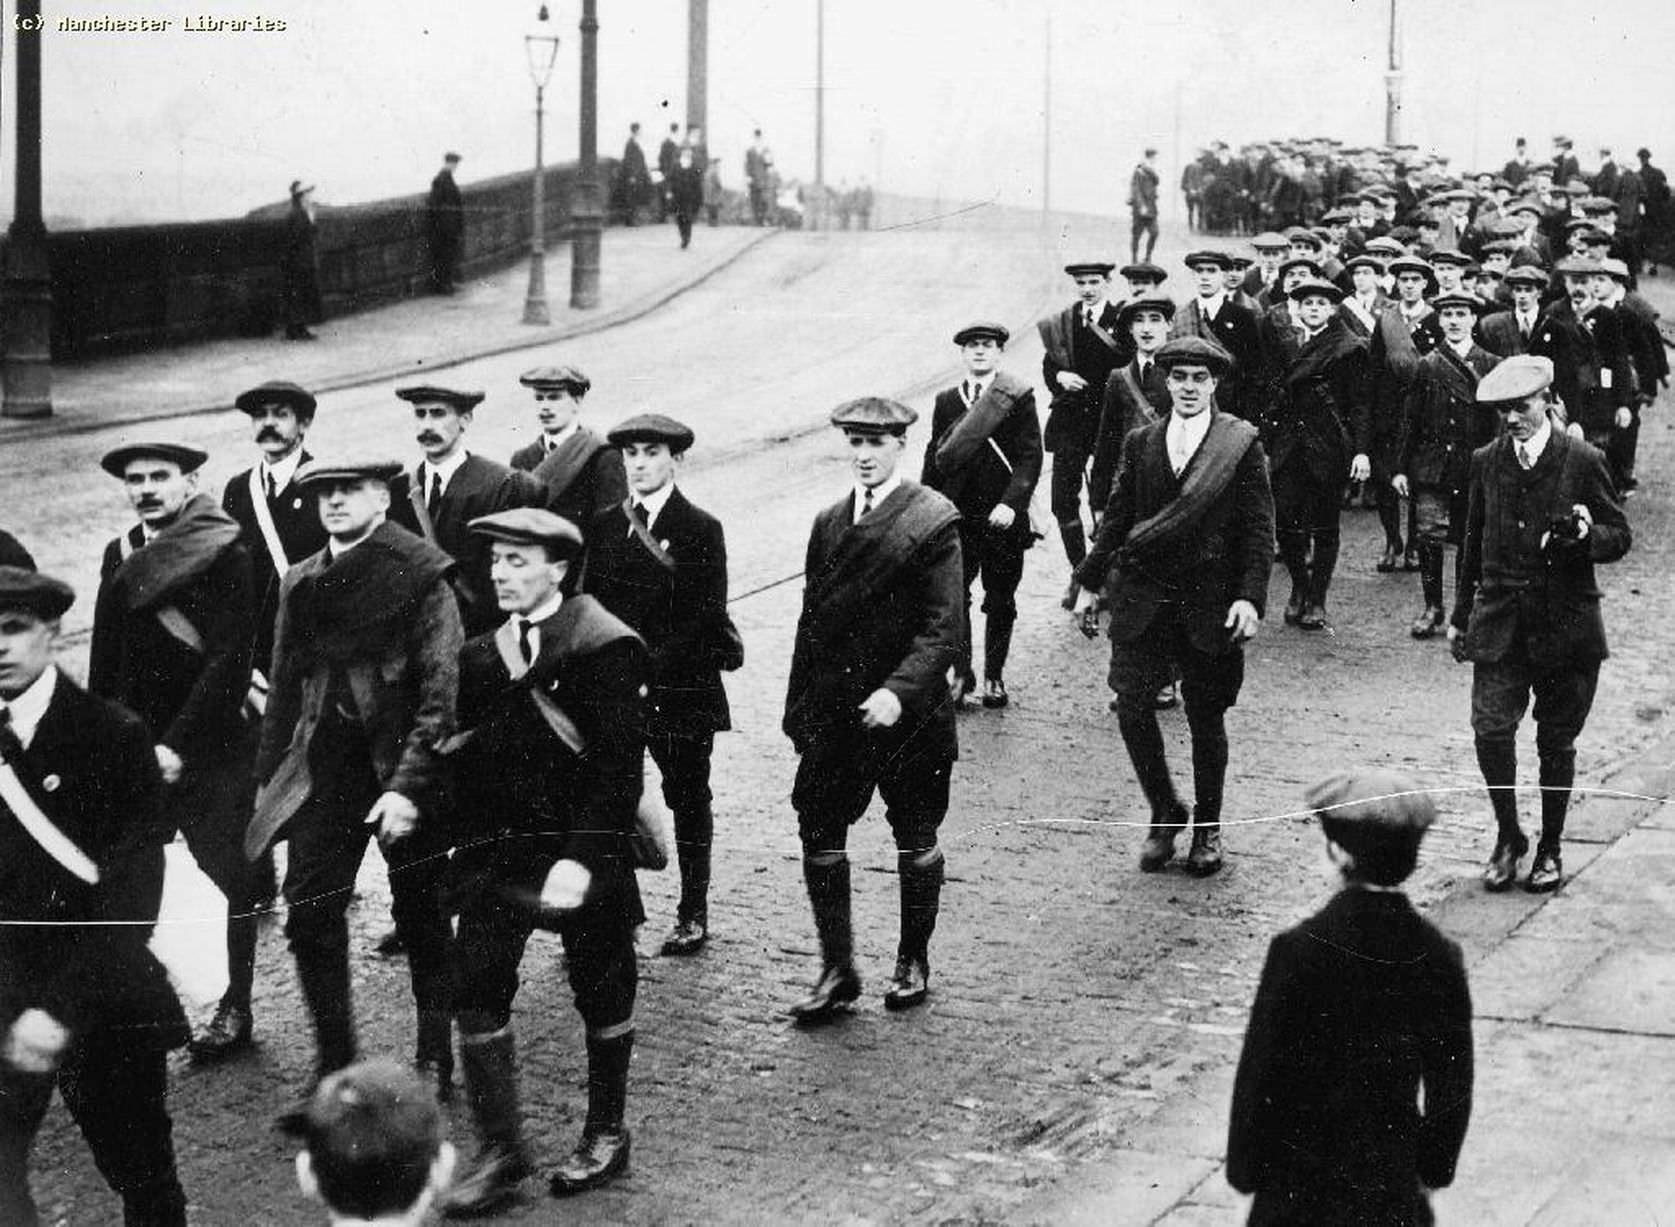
[1376,545,1402,573]
[1153,682,1179,710]
[374,927,405,957]
[883,957,930,1010]
[787,964,862,1024]
[1185,827,1225,877]
[1482,837,1527,892]
[189,1003,253,1063]
[1138,805,1187,872]
[548,1128,630,1196]
[1296,603,1328,631]
[1283,590,1305,626]
[660,917,708,956]
[1409,606,1445,639]
[981,679,1009,708]
[1525,846,1563,893]
[441,1144,531,1218]
[1402,547,1420,572]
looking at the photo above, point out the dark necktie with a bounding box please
[1139,361,1155,393]
[1083,307,1094,329]
[860,487,874,519]
[0,706,20,763]
[1520,317,1532,341]
[517,618,535,665]
[265,472,278,502]
[632,501,650,528]
[965,381,979,405]
[427,472,443,521]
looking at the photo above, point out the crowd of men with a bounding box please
[0,129,1663,1224]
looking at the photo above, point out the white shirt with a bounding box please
[420,448,470,497]
[629,481,676,534]
[1517,417,1552,468]
[962,374,992,407]
[512,592,565,661]
[1296,323,1324,346]
[1080,301,1109,327]
[542,421,580,452]
[1196,291,1228,319]
[1166,410,1212,476]
[1516,308,1538,334]
[1449,336,1475,360]
[0,664,57,750]
[853,472,901,524]
[259,448,305,496]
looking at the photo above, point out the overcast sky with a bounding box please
[3,0,1672,225]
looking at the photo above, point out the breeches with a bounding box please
[793,731,952,857]
[1471,654,1601,755]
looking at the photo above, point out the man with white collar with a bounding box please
[1450,356,1630,894]
[1364,256,1442,572]
[1529,257,1635,486]
[1240,232,1291,301]
[1591,256,1667,493]
[1073,336,1274,877]
[1169,250,1263,423]
[89,442,264,1067]
[250,458,461,1098]
[1338,254,1387,340]
[389,384,541,636]
[1480,264,1547,357]
[510,365,629,529]
[0,566,192,1226]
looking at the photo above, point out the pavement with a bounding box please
[11,214,1675,1225]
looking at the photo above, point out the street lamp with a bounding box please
[523,5,561,326]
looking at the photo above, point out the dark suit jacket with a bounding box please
[1452,431,1630,665]
[1169,296,1264,420]
[1088,359,1172,511]
[0,674,188,1049]
[1076,412,1275,652]
[427,169,463,239]
[513,431,631,528]
[584,488,733,737]
[391,453,543,636]
[1529,300,1634,437]
[1040,302,1130,451]
[1362,305,1441,455]
[1397,344,1501,492]
[1228,889,1473,1227]
[223,451,329,672]
[920,377,1044,523]
[1478,309,1537,358]
[1264,317,1369,481]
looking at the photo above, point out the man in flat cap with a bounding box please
[1090,295,1177,515]
[1262,278,1369,631]
[510,366,629,527]
[389,385,543,637]
[1072,336,1275,877]
[441,509,646,1210]
[1588,258,1664,494]
[88,443,265,1066]
[921,323,1043,709]
[1363,256,1442,572]
[1338,254,1389,342]
[1128,148,1161,263]
[1119,260,1168,300]
[250,458,460,1095]
[1451,356,1630,893]
[0,567,193,1225]
[1228,770,1473,1227]
[427,151,464,295]
[1529,257,1635,490]
[1479,264,1547,357]
[1039,261,1129,607]
[585,414,739,956]
[1393,292,1501,640]
[783,398,963,1020]
[1240,234,1290,303]
[1169,250,1264,425]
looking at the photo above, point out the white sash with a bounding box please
[248,466,291,577]
[0,762,99,884]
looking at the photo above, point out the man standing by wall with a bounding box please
[427,152,464,295]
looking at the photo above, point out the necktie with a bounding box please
[1140,361,1155,393]
[1517,443,1533,470]
[632,501,650,527]
[517,618,535,665]
[427,472,443,520]
[965,381,980,406]
[0,706,20,762]
[860,487,874,519]
[265,472,278,502]
[1083,307,1094,329]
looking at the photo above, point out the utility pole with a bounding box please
[813,0,825,230]
[1042,7,1052,222]
[570,0,602,309]
[4,0,53,419]
[1384,0,1403,147]
[686,0,708,137]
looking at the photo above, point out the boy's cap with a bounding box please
[278,1058,442,1159]
[1304,768,1435,834]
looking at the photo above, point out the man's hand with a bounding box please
[367,792,420,846]
[539,858,591,913]
[1615,406,1634,429]
[5,1008,69,1074]
[1447,625,1470,663]
[858,688,903,729]
[1225,599,1260,643]
[1350,453,1372,482]
[1391,473,1410,498]
[987,504,1017,531]
[1056,371,1088,393]
[154,744,184,786]
[1566,421,1585,440]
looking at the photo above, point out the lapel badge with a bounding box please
[659,540,671,551]
[42,774,61,792]
[292,498,303,510]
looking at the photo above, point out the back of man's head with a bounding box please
[282,1059,453,1222]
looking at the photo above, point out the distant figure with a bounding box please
[427,152,465,295]
[1129,147,1160,262]
[835,181,853,230]
[854,178,875,230]
[615,123,651,225]
[284,180,321,341]
[1181,157,1205,232]
[670,146,704,250]
[1502,136,1531,188]
[745,129,773,226]
[702,153,723,226]
[656,124,680,223]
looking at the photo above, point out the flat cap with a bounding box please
[394,384,485,411]
[1481,216,1527,239]
[1431,291,1489,314]
[294,456,405,487]
[1554,255,1603,276]
[1277,255,1323,281]
[1581,196,1618,214]
[1362,236,1406,257]
[278,1058,442,1175]
[1576,229,1613,247]
[1285,229,1324,250]
[1288,277,1344,303]
[1502,265,1550,287]
[606,413,696,451]
[1387,256,1439,288]
[99,442,208,478]
[234,380,317,418]
[1183,249,1235,270]
[1440,187,1476,202]
[467,507,585,557]
[1509,198,1545,216]
[0,566,74,619]
[1320,208,1354,225]
[1599,257,1632,281]
[1115,293,1177,330]
[1481,238,1524,255]
[830,396,918,435]
[1304,768,1436,835]
[1155,335,1232,377]
[1250,231,1291,250]
[1120,261,1168,283]
[518,364,591,394]
[1428,248,1473,267]
[952,321,1010,347]
[1343,254,1383,274]
[1477,354,1555,402]
[1063,261,1115,277]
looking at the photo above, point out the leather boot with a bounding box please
[549,1031,633,1196]
[789,856,860,1022]
[121,1177,188,1227]
[663,836,711,955]
[1476,737,1526,891]
[415,1009,454,1102]
[1409,540,1446,638]
[1138,801,1189,872]
[886,852,943,1010]
[294,948,356,1076]
[1278,532,1309,625]
[442,1028,531,1218]
[1299,533,1338,630]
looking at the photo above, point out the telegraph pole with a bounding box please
[813,0,826,230]
[686,0,708,136]
[1042,8,1052,221]
[1384,0,1403,146]
[570,0,602,309]
[3,0,53,418]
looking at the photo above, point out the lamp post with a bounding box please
[3,0,53,419]
[522,5,561,326]
[570,0,601,309]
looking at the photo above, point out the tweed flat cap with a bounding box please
[294,457,405,487]
[0,566,74,619]
[1155,336,1232,377]
[467,508,585,557]
[952,322,1010,347]
[1304,769,1436,834]
[395,385,485,411]
[606,413,696,451]
[99,442,208,478]
[830,397,918,435]
[1477,355,1555,402]
[519,365,591,394]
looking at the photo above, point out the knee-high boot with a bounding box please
[1538,750,1576,852]
[1475,737,1525,851]
[803,855,854,973]
[897,851,945,967]
[549,1030,633,1195]
[441,1028,530,1218]
[293,947,356,1077]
